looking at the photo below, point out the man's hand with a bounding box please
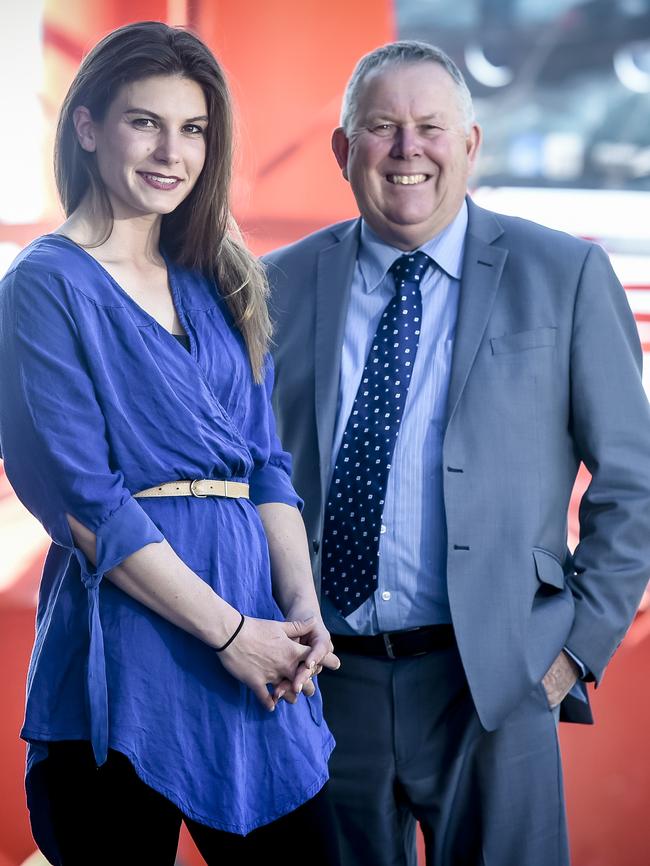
[542,650,580,708]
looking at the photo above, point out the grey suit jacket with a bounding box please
[265,197,650,730]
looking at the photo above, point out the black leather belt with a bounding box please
[332,625,455,659]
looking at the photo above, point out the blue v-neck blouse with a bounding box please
[0,235,333,852]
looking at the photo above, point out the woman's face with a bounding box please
[75,74,208,221]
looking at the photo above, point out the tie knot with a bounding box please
[389,251,430,288]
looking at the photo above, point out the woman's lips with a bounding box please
[138,172,183,190]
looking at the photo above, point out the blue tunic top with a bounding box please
[0,235,333,853]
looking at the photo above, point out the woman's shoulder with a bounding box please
[5,234,89,277]
[1,235,123,309]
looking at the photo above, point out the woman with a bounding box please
[0,21,339,865]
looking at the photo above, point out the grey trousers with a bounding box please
[319,642,569,866]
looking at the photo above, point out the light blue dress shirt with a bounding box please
[323,203,468,636]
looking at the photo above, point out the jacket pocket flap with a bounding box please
[490,326,557,355]
[533,548,565,589]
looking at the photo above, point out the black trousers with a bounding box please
[41,741,341,865]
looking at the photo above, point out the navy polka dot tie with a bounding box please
[321,251,430,614]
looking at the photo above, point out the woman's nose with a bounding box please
[153,130,181,164]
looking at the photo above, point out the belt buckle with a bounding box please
[382,633,396,660]
[190,479,208,498]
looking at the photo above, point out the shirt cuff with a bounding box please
[249,463,303,510]
[563,646,588,680]
[77,496,164,588]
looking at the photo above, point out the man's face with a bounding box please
[332,62,481,249]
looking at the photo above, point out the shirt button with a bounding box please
[380,524,387,534]
[381,591,391,601]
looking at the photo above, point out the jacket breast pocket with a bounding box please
[490,327,557,355]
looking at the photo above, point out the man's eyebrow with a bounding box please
[365,111,446,123]
[124,108,209,123]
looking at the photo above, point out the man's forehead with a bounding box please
[361,60,455,92]
[354,63,459,119]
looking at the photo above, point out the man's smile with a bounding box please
[386,173,430,185]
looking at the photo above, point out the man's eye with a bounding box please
[421,124,443,135]
[371,124,395,136]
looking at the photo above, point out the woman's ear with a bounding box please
[73,106,97,153]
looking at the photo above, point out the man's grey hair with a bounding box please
[340,40,475,134]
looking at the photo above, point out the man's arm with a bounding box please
[564,243,650,681]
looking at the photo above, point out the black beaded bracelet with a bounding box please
[215,612,245,652]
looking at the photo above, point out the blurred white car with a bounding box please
[472,185,650,396]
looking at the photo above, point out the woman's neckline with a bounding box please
[44,233,188,341]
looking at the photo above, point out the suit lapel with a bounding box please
[314,220,361,498]
[445,200,507,428]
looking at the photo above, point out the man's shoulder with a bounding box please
[263,218,359,272]
[468,198,593,259]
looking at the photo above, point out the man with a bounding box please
[265,41,650,866]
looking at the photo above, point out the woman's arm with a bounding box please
[68,514,319,711]
[257,502,340,698]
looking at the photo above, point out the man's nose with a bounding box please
[390,126,422,159]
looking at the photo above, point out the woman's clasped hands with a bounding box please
[218,612,340,711]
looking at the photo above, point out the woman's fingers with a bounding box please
[274,669,317,704]
[320,651,341,671]
[218,616,314,709]
[291,658,317,693]
[218,616,341,711]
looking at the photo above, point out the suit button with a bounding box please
[312,539,320,554]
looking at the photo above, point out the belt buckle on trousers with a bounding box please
[382,633,396,660]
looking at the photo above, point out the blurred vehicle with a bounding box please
[472,71,650,393]
[398,0,650,392]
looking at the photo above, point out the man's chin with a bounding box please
[365,213,443,251]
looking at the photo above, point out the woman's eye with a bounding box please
[183,124,205,136]
[132,117,156,129]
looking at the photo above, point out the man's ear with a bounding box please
[466,122,482,173]
[331,127,350,181]
[73,106,97,153]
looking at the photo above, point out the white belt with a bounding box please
[134,479,249,499]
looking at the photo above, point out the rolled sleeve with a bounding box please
[247,355,303,510]
[249,456,303,509]
[78,497,164,589]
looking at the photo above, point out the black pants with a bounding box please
[42,741,341,865]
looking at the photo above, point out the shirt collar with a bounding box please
[358,199,468,293]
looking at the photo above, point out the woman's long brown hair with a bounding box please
[54,21,271,383]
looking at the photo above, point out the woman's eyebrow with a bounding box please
[124,108,209,122]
